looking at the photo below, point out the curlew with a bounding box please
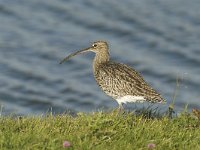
[60,41,165,110]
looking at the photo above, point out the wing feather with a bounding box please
[94,62,164,102]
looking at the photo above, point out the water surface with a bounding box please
[0,0,200,115]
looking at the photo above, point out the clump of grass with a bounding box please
[0,110,200,149]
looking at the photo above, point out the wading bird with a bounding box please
[60,41,165,110]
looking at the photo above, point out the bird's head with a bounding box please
[60,41,109,64]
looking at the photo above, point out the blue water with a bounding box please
[0,0,200,115]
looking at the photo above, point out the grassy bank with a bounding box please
[0,111,200,150]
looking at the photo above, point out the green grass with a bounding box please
[0,111,200,150]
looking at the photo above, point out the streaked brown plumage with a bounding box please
[60,41,165,109]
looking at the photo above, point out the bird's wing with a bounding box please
[95,62,164,102]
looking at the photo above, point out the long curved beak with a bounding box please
[59,47,92,64]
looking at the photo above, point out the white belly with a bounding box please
[116,95,146,105]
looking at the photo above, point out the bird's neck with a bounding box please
[93,51,110,74]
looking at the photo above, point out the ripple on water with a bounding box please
[0,0,200,115]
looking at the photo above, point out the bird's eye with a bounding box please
[93,44,97,47]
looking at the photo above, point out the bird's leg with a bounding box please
[118,103,125,114]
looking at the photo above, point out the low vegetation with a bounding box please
[0,109,200,149]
